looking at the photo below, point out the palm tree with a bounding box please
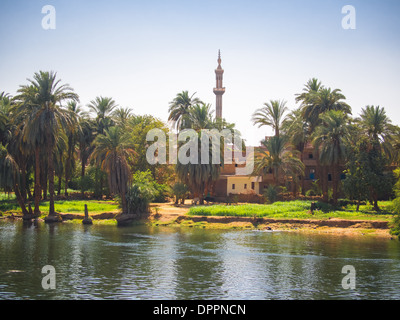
[91,126,136,213]
[77,116,96,198]
[0,144,29,215]
[358,105,395,159]
[88,96,117,134]
[168,91,203,131]
[113,107,133,128]
[312,110,350,204]
[188,103,214,131]
[252,99,288,137]
[175,135,221,204]
[282,107,310,194]
[254,135,304,191]
[301,87,351,132]
[296,80,351,201]
[295,78,323,107]
[14,71,79,218]
[63,101,84,196]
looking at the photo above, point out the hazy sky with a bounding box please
[1,0,400,146]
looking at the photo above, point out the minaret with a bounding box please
[213,50,225,119]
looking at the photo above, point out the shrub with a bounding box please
[125,184,154,214]
[263,185,279,204]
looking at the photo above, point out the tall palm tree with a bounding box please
[14,71,79,218]
[295,78,323,107]
[254,135,304,189]
[113,107,133,128]
[0,144,29,215]
[63,101,84,196]
[175,134,221,204]
[252,99,288,137]
[301,87,351,132]
[91,126,136,213]
[282,107,310,194]
[188,103,214,131]
[77,116,96,198]
[88,96,117,134]
[358,105,395,159]
[168,91,203,131]
[312,110,350,204]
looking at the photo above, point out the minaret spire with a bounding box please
[213,50,225,119]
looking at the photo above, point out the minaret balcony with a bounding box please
[213,88,226,95]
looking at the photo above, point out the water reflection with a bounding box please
[0,220,399,300]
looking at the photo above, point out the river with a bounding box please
[0,220,399,300]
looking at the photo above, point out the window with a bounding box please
[328,174,332,182]
[232,184,235,190]
[309,153,314,159]
[309,168,315,180]
[251,182,255,190]
[244,184,247,189]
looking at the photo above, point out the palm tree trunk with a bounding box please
[332,164,338,205]
[64,141,73,196]
[81,157,86,198]
[34,146,41,215]
[47,142,56,216]
[14,183,29,216]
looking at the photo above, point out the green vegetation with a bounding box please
[188,200,395,221]
[0,196,119,215]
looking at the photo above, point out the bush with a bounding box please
[264,185,279,204]
[125,184,154,214]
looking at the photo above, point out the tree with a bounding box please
[252,99,288,137]
[91,126,136,213]
[14,71,79,218]
[168,91,202,131]
[296,79,351,201]
[0,144,29,215]
[77,116,96,197]
[187,103,214,131]
[390,168,400,238]
[113,107,133,128]
[282,107,310,194]
[358,105,396,160]
[312,110,350,204]
[88,96,117,134]
[175,138,221,204]
[343,138,370,211]
[254,135,304,192]
[356,105,396,210]
[64,101,83,196]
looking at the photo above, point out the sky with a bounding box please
[1,0,400,146]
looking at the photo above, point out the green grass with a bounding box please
[0,196,119,215]
[188,200,395,221]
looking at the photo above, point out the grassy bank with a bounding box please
[0,197,119,216]
[188,200,395,221]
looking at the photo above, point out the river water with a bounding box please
[0,220,399,300]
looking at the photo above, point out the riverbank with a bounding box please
[148,202,396,239]
[1,201,397,239]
